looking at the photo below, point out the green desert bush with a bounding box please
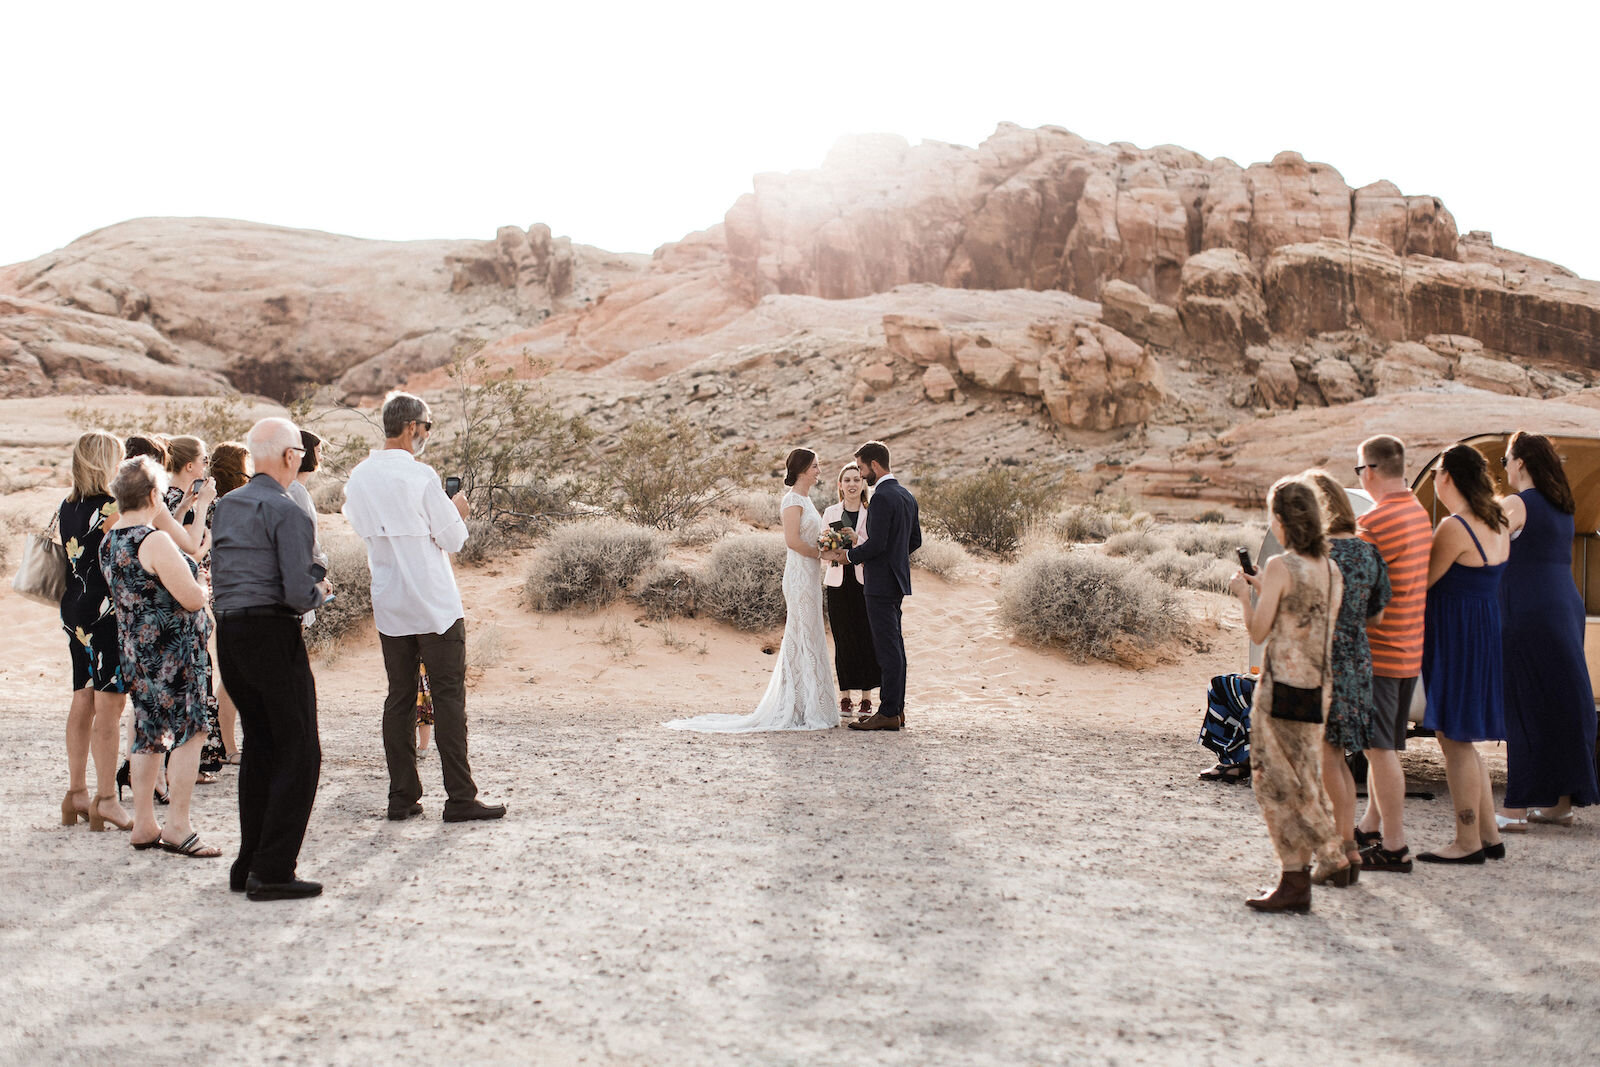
[695,533,787,631]
[523,520,665,611]
[630,561,698,620]
[609,414,744,530]
[920,467,1055,556]
[912,534,969,580]
[998,550,1184,666]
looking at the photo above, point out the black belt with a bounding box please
[216,605,301,620]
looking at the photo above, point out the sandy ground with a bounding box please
[1,408,1598,1063]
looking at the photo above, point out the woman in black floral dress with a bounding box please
[1307,470,1391,878]
[100,457,223,857]
[59,431,132,832]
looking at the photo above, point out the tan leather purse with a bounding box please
[11,511,68,606]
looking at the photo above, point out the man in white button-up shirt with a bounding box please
[343,391,506,823]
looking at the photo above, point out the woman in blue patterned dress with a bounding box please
[100,456,222,857]
[58,431,132,831]
[1306,470,1391,879]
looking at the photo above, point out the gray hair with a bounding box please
[109,456,167,513]
[246,417,303,466]
[382,392,430,438]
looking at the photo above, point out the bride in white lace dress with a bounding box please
[665,449,839,732]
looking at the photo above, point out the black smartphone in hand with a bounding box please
[191,478,206,494]
[444,476,462,498]
[1236,547,1256,575]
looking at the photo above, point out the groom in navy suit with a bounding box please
[833,441,921,731]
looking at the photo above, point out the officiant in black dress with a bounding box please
[822,462,880,718]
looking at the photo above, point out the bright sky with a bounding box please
[8,2,1598,279]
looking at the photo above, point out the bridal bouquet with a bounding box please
[817,524,856,554]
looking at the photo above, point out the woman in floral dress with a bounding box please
[100,456,223,857]
[1306,470,1390,880]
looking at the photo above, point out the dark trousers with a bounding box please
[379,618,478,811]
[218,615,320,884]
[864,593,907,720]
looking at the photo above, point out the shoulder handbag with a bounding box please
[11,510,68,607]
[1269,557,1333,724]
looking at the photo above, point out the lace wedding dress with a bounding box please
[665,491,839,732]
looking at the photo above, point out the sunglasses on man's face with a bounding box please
[414,420,433,432]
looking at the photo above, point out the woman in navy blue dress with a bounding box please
[1496,432,1599,830]
[1419,445,1510,864]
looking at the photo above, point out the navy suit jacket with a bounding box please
[846,477,921,598]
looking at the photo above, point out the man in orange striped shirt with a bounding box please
[1353,434,1432,873]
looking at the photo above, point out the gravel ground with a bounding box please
[4,688,1598,1066]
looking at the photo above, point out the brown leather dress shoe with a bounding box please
[847,712,903,731]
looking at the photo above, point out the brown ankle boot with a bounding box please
[1245,867,1312,913]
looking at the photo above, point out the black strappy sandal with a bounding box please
[1198,763,1250,784]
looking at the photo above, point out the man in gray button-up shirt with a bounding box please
[211,417,330,901]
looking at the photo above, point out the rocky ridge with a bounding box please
[3,123,1598,505]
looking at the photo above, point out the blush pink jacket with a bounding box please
[821,501,867,588]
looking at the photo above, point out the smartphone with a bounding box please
[1236,547,1256,576]
[322,591,337,605]
[191,478,206,494]
[444,476,462,498]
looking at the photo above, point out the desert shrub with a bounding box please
[1141,547,1209,589]
[673,514,731,548]
[1104,528,1174,558]
[455,518,516,567]
[724,489,781,528]
[920,467,1055,556]
[306,540,374,656]
[435,345,595,530]
[1196,509,1227,524]
[68,394,258,446]
[523,520,665,611]
[912,534,969,580]
[1048,503,1132,543]
[998,550,1184,665]
[468,622,507,669]
[630,561,698,620]
[609,414,746,530]
[1191,557,1239,594]
[310,476,347,515]
[695,533,787,631]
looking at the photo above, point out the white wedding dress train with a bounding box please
[665,491,839,732]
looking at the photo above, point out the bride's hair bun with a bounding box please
[783,447,816,486]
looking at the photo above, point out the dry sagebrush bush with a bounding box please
[1103,528,1174,558]
[523,519,665,611]
[695,533,787,631]
[724,489,781,528]
[912,534,969,580]
[1141,547,1209,588]
[310,477,347,515]
[999,550,1183,665]
[630,561,697,620]
[306,539,374,657]
[455,518,515,567]
[1047,503,1133,543]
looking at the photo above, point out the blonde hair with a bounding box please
[165,435,206,474]
[837,462,871,507]
[69,431,125,502]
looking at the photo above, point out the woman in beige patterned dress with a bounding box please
[1229,477,1349,913]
